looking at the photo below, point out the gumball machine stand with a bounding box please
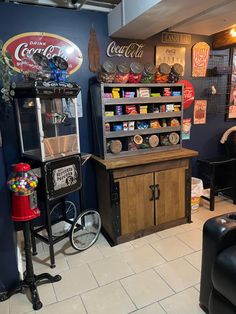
[0,163,61,311]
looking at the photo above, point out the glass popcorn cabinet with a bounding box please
[14,81,80,162]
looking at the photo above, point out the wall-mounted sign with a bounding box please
[161,32,191,45]
[178,80,195,109]
[2,32,83,76]
[182,118,192,140]
[194,100,207,124]
[192,42,210,77]
[155,46,186,75]
[106,41,144,58]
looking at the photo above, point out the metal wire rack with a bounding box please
[203,52,232,115]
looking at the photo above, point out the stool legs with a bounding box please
[0,221,61,311]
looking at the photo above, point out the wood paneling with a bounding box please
[113,159,188,179]
[213,28,236,49]
[116,173,154,235]
[155,168,185,225]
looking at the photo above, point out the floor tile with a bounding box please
[121,269,174,308]
[177,229,202,251]
[151,236,194,261]
[130,233,161,248]
[36,295,86,314]
[0,299,9,314]
[9,283,56,314]
[131,302,166,314]
[182,217,204,231]
[66,246,104,269]
[53,264,98,301]
[89,255,134,286]
[31,251,69,275]
[195,284,200,291]
[155,258,200,293]
[185,251,202,271]
[99,242,134,258]
[157,225,185,239]
[81,281,135,314]
[160,287,204,314]
[122,245,165,273]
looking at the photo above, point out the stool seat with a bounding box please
[198,156,236,211]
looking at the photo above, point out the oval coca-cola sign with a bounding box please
[2,32,83,76]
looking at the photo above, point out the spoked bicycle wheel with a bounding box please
[70,209,101,251]
[50,201,77,237]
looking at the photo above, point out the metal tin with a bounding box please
[102,60,116,74]
[130,62,144,74]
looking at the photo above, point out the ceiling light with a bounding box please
[230,28,236,37]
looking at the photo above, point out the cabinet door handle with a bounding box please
[149,185,155,201]
[154,184,160,200]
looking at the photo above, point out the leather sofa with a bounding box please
[200,213,236,314]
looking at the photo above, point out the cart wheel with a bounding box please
[50,201,77,237]
[70,209,101,251]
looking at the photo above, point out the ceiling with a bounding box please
[5,0,121,12]
[4,0,236,38]
[108,0,236,39]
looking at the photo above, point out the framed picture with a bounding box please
[155,46,186,75]
[226,48,236,120]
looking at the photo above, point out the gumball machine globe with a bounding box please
[7,165,38,196]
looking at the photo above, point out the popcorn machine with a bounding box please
[14,81,81,162]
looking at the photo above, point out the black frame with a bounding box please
[226,47,236,121]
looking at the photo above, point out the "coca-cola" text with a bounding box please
[107,41,144,58]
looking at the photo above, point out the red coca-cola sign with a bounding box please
[178,80,195,109]
[2,32,83,76]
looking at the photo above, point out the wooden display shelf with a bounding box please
[105,126,181,138]
[90,82,184,159]
[104,112,182,122]
[105,144,181,159]
[103,96,181,105]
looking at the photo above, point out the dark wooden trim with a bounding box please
[116,218,188,245]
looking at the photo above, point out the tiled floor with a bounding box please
[1,195,235,314]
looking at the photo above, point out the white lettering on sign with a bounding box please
[14,42,69,62]
[53,164,77,191]
[107,41,144,58]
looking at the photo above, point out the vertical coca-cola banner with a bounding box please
[2,32,83,76]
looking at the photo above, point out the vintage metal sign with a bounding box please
[162,32,191,45]
[53,164,78,191]
[107,41,144,58]
[192,42,210,77]
[178,80,195,109]
[2,32,83,76]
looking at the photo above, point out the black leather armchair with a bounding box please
[200,213,236,314]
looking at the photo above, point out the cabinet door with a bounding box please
[155,168,185,225]
[116,173,155,235]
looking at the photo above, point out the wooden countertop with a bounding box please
[92,148,198,170]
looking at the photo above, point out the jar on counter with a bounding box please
[155,63,171,83]
[98,60,116,83]
[128,62,144,83]
[141,63,156,83]
[114,63,130,83]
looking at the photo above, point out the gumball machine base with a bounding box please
[0,221,61,310]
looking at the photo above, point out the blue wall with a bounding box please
[0,2,235,291]
[0,2,109,292]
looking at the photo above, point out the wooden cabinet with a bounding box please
[90,82,184,159]
[93,148,198,245]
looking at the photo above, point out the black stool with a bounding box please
[197,157,236,211]
[0,221,61,310]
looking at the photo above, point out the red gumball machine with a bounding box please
[7,163,40,221]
